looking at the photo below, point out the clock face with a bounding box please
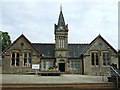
[60,26,63,30]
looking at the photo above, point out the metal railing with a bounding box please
[110,66,120,88]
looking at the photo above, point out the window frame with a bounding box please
[23,51,32,67]
[42,60,53,70]
[90,51,100,66]
[11,51,20,67]
[70,60,81,71]
[102,51,111,66]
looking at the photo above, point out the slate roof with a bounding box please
[32,43,89,58]
[32,43,55,58]
[68,44,89,58]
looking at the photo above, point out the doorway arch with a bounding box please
[59,60,65,72]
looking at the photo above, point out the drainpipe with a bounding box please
[81,54,84,75]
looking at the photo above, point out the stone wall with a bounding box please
[2,36,41,74]
[83,38,118,75]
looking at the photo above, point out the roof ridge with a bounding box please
[68,43,89,45]
[32,43,55,44]
[82,34,118,55]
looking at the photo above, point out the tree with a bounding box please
[118,50,120,69]
[2,32,11,51]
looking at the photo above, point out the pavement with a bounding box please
[2,74,109,83]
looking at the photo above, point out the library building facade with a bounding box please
[2,9,119,75]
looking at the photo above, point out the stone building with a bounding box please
[2,8,119,75]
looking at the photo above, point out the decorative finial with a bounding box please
[60,4,62,11]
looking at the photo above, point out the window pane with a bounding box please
[107,53,110,65]
[50,61,53,67]
[24,53,27,66]
[16,53,19,58]
[46,61,50,69]
[74,61,76,69]
[91,53,94,65]
[103,53,106,65]
[12,53,15,58]
[24,58,27,66]
[71,61,73,70]
[78,61,80,70]
[43,61,46,69]
[16,53,19,66]
[29,53,31,58]
[96,53,99,65]
[11,53,15,66]
[11,58,15,66]
[28,59,31,66]
[24,53,27,58]
[28,53,31,66]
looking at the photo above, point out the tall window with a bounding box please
[16,53,19,66]
[107,53,110,65]
[91,52,99,66]
[50,61,53,67]
[23,52,31,67]
[11,52,19,66]
[74,61,77,70]
[28,53,31,66]
[96,53,99,65]
[78,61,80,70]
[103,52,110,66]
[71,61,73,70]
[43,61,46,69]
[91,53,94,65]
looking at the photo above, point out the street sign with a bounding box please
[32,64,40,69]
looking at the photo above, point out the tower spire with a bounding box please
[60,4,62,11]
[58,5,65,27]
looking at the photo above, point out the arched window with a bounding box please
[91,52,99,66]
[11,52,19,66]
[103,52,110,66]
[23,52,32,67]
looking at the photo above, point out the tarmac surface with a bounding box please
[2,74,108,83]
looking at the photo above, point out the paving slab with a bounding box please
[2,74,108,84]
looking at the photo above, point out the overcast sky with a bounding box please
[0,0,119,50]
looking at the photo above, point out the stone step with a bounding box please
[2,82,117,89]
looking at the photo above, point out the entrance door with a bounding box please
[59,63,65,72]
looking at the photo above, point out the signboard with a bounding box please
[32,64,40,69]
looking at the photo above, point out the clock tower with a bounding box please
[54,6,69,72]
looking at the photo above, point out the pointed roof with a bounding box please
[1,34,42,55]
[58,7,65,27]
[82,34,118,55]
